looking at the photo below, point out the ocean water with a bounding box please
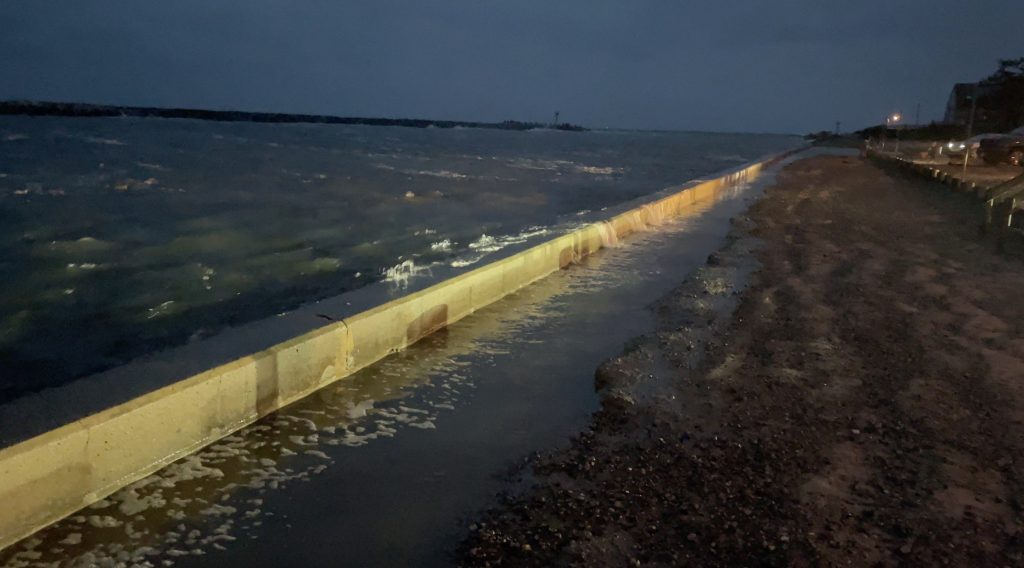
[0,116,799,399]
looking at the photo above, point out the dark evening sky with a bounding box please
[2,1,1022,133]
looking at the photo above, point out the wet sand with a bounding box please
[460,154,1024,566]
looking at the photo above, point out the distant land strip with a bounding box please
[0,100,587,132]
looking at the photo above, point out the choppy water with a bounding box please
[0,164,774,567]
[0,116,798,398]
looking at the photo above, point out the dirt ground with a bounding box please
[931,163,1021,189]
[458,155,1024,566]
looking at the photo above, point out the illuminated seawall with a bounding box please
[0,150,796,551]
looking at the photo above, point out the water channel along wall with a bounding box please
[0,151,796,551]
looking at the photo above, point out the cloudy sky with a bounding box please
[2,1,1022,133]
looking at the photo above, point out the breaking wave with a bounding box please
[450,226,551,268]
[381,260,433,289]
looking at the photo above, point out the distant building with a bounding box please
[945,83,974,125]
[944,82,995,126]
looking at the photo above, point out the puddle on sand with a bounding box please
[0,173,775,568]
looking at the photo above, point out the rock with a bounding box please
[602,390,636,413]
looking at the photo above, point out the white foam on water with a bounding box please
[706,153,747,162]
[507,158,570,171]
[86,516,122,529]
[59,533,82,546]
[575,165,623,175]
[451,226,552,268]
[467,234,500,252]
[84,136,125,146]
[381,259,433,289]
[304,450,331,460]
[146,300,176,319]
[136,161,167,171]
[450,255,485,268]
[346,399,375,419]
[429,239,452,251]
[13,184,65,197]
[0,133,787,566]
[12,288,536,564]
[412,169,467,179]
[375,164,473,180]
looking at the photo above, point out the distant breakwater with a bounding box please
[0,100,587,131]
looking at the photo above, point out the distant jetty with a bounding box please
[0,100,587,132]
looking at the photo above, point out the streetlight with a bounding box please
[886,113,903,153]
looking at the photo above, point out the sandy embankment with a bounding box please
[460,155,1024,566]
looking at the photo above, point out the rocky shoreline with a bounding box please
[458,155,1024,566]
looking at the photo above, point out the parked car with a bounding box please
[941,134,998,164]
[979,127,1024,166]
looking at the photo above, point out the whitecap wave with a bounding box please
[450,256,485,268]
[576,165,623,175]
[468,234,500,252]
[136,161,167,171]
[85,136,125,146]
[416,170,467,179]
[429,239,452,251]
[507,158,570,171]
[707,153,747,162]
[508,158,622,176]
[373,163,469,179]
[451,227,550,268]
[381,260,432,289]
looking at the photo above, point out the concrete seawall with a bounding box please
[0,151,796,551]
[869,151,1024,238]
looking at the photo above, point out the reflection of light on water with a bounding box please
[0,181,753,566]
[1,288,555,565]
[0,116,797,397]
[146,300,176,319]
